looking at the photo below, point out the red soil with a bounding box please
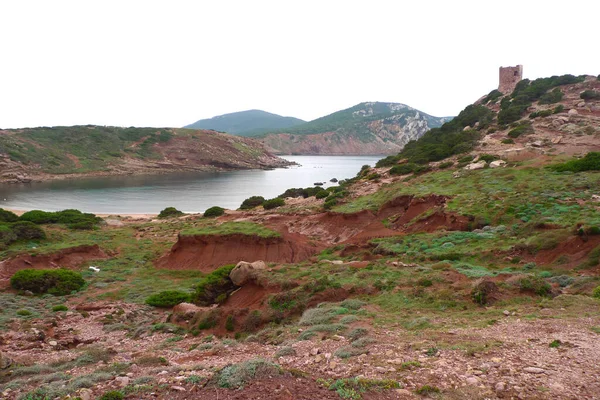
[223,283,275,310]
[531,235,600,266]
[156,233,319,272]
[0,245,108,289]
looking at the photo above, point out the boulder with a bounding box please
[568,109,578,116]
[490,160,507,168]
[464,161,486,170]
[0,351,12,369]
[229,260,267,286]
[171,303,210,321]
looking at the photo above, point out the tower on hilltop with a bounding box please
[499,65,523,94]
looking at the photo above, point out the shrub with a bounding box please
[214,359,282,389]
[0,208,18,223]
[554,104,564,114]
[204,206,225,218]
[323,198,338,210]
[389,163,417,175]
[501,138,515,144]
[158,207,184,219]
[146,290,190,307]
[483,89,503,104]
[580,90,600,100]
[11,268,85,295]
[16,309,32,316]
[518,276,551,296]
[593,286,600,299]
[316,190,329,199]
[262,198,285,210]
[225,315,235,331]
[10,221,46,240]
[415,385,441,395]
[507,124,531,138]
[538,88,563,104]
[192,264,236,306]
[19,210,57,224]
[68,220,98,230]
[438,161,453,169]
[239,196,265,210]
[52,305,68,312]
[98,390,124,400]
[550,152,600,172]
[243,310,262,332]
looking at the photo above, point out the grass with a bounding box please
[180,221,281,238]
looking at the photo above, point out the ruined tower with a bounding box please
[498,65,523,94]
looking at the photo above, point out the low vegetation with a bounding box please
[157,207,184,219]
[203,206,225,218]
[181,222,280,238]
[10,269,85,295]
[146,290,191,307]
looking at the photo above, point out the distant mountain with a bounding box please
[184,110,305,136]
[259,102,451,155]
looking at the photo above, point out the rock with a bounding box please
[115,376,130,387]
[530,141,543,148]
[523,367,545,374]
[490,160,507,168]
[79,388,93,400]
[466,376,479,385]
[503,310,510,316]
[396,389,412,396]
[591,195,600,202]
[48,340,58,347]
[330,178,338,183]
[315,354,323,363]
[171,386,186,392]
[577,101,586,108]
[329,361,338,369]
[229,260,267,286]
[495,382,506,392]
[310,348,320,356]
[464,161,486,170]
[551,137,562,144]
[314,182,324,186]
[0,351,12,369]
[172,303,205,319]
[453,171,461,178]
[568,109,578,116]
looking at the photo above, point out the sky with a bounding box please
[1,0,599,129]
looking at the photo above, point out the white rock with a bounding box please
[490,160,507,168]
[171,386,186,391]
[523,367,545,374]
[115,376,130,387]
[48,340,58,346]
[568,109,578,116]
[495,382,506,392]
[464,161,487,170]
[79,389,93,400]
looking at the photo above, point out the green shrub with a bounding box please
[438,161,454,169]
[204,206,225,218]
[518,276,551,296]
[415,385,440,395]
[262,198,285,210]
[16,309,32,316]
[158,207,184,219]
[10,221,46,240]
[483,89,503,104]
[68,220,97,230]
[550,152,600,172]
[580,90,600,100]
[192,264,236,306]
[52,305,68,312]
[19,210,57,224]
[389,163,427,175]
[554,104,564,114]
[214,359,282,389]
[225,315,235,331]
[324,198,338,210]
[501,138,515,144]
[239,196,265,210]
[529,109,553,119]
[592,286,600,299]
[10,268,85,295]
[0,208,18,223]
[316,190,329,199]
[538,88,563,104]
[146,290,191,307]
[507,124,530,138]
[98,390,124,400]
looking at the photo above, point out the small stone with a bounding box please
[495,382,506,392]
[126,373,134,377]
[48,340,58,346]
[523,367,545,374]
[79,388,93,400]
[466,377,479,385]
[332,335,344,341]
[315,354,323,363]
[503,310,510,316]
[310,348,320,356]
[490,160,507,168]
[396,389,412,396]
[171,386,186,391]
[329,361,338,369]
[115,376,130,387]
[568,109,578,116]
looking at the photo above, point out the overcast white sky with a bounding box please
[1,0,598,129]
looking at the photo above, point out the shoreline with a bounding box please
[3,207,160,220]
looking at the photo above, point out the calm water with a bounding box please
[0,156,382,214]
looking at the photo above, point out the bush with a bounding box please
[0,208,18,223]
[214,359,282,389]
[554,104,564,114]
[389,163,427,176]
[193,264,236,306]
[262,198,285,210]
[501,138,515,144]
[323,198,338,210]
[538,88,563,104]
[19,209,101,228]
[239,196,265,210]
[158,207,184,219]
[10,221,46,240]
[204,206,225,218]
[315,190,329,199]
[19,210,57,224]
[518,276,551,296]
[580,90,600,100]
[146,290,191,307]
[68,220,97,230]
[438,161,453,169]
[507,124,531,138]
[550,152,600,172]
[11,268,85,295]
[593,286,600,299]
[98,390,124,400]
[52,305,68,312]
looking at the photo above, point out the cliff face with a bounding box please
[259,102,450,155]
[0,126,292,183]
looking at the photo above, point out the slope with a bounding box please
[0,125,292,183]
[184,110,305,136]
[259,102,450,155]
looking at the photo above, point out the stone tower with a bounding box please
[498,65,523,94]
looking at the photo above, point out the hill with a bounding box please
[184,110,306,136]
[259,102,450,155]
[0,125,292,183]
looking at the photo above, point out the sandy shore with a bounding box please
[3,207,158,220]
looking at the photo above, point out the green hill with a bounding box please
[184,110,305,136]
[260,102,450,155]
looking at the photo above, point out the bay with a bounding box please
[0,155,382,214]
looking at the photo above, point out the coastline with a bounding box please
[3,207,159,220]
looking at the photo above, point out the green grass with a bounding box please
[180,222,280,238]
